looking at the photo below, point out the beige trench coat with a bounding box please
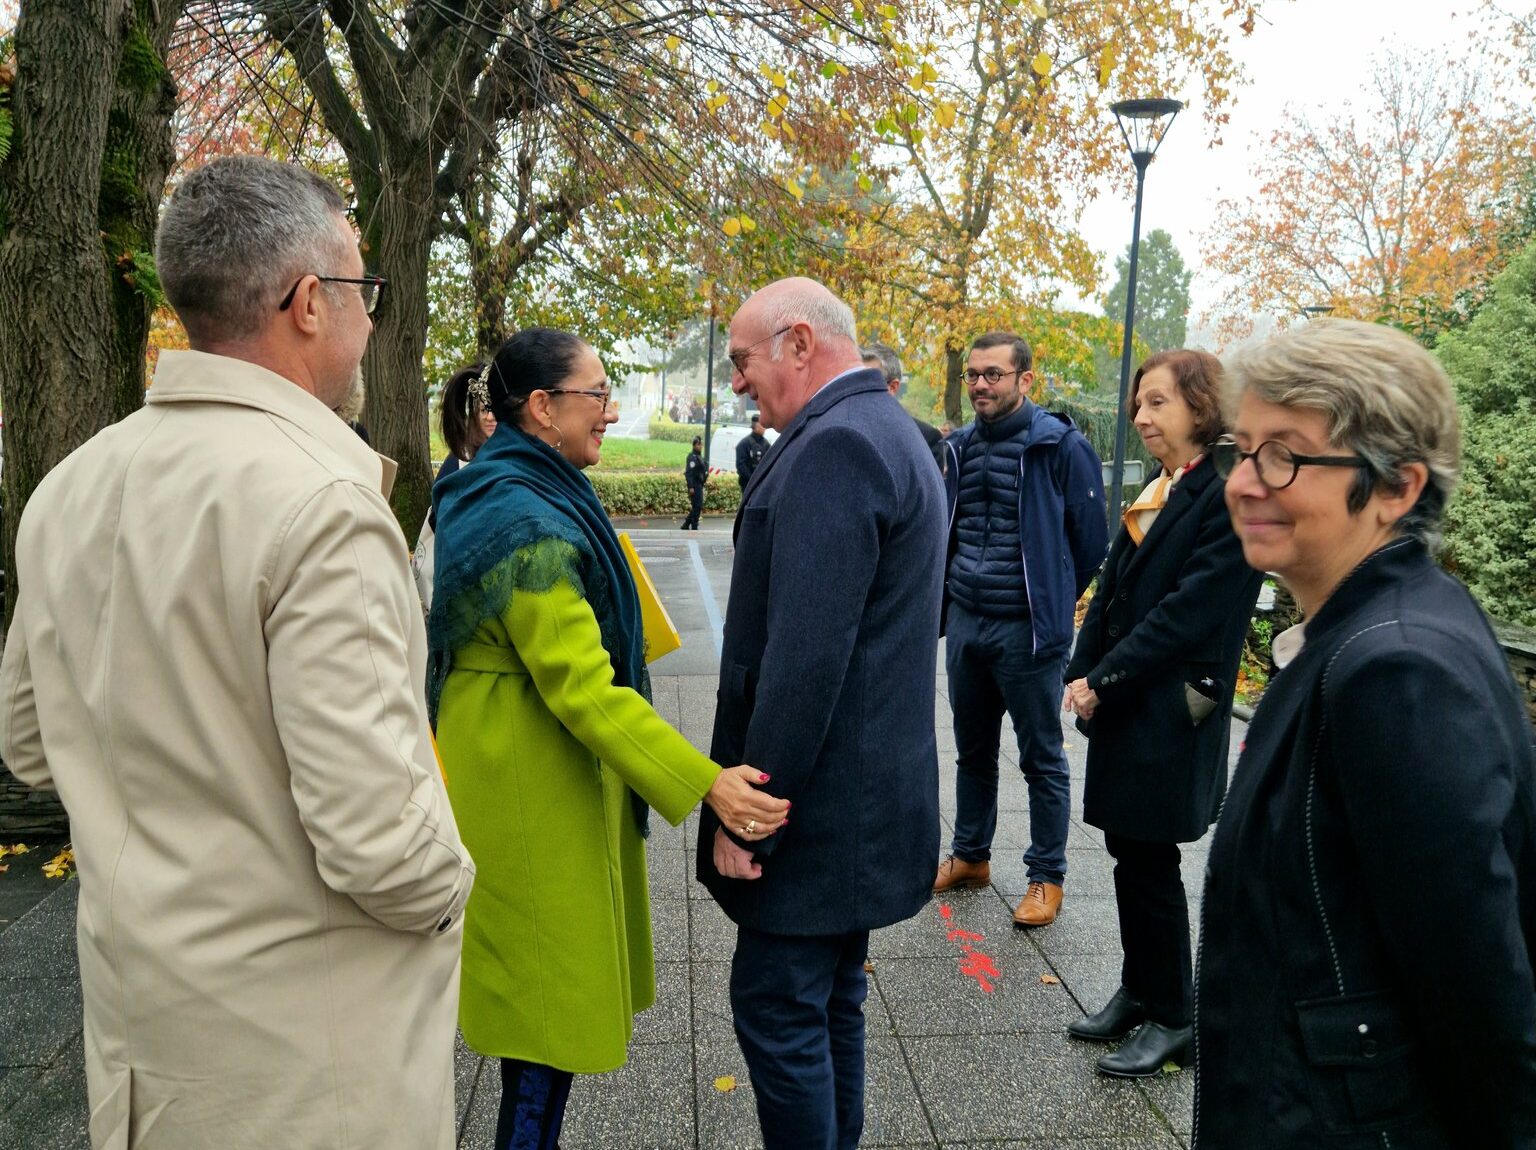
[0,351,475,1150]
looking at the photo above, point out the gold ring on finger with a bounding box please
[746,819,757,834]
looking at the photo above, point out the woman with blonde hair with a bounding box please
[1195,319,1536,1148]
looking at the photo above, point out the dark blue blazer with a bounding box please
[696,367,947,936]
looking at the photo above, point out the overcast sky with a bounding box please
[1063,0,1498,333]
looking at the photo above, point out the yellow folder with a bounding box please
[618,532,682,664]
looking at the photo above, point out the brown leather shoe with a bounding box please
[1012,881,1064,927]
[932,855,991,893]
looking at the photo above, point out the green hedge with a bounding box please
[647,415,705,444]
[588,471,741,516]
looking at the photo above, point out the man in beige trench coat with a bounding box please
[0,156,475,1149]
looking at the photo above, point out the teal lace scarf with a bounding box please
[427,424,651,832]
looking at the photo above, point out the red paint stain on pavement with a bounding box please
[937,902,1000,994]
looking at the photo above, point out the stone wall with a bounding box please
[1493,618,1536,728]
[0,763,68,837]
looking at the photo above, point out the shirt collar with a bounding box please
[148,350,393,495]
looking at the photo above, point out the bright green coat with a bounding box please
[437,543,718,1074]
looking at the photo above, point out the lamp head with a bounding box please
[1110,97,1184,166]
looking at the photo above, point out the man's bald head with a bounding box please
[737,277,859,352]
[727,277,863,430]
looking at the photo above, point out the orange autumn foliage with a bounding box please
[1205,52,1536,342]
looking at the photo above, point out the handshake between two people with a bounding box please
[703,765,790,883]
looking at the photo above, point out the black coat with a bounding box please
[696,368,947,936]
[1066,458,1262,843]
[735,432,768,489]
[1195,538,1536,1149]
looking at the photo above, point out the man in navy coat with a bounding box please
[696,277,946,1150]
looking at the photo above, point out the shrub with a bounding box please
[587,471,741,517]
[1436,237,1536,626]
[648,414,704,444]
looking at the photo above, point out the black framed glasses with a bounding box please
[963,367,1023,386]
[1209,435,1369,490]
[546,385,614,408]
[728,325,794,374]
[278,274,388,315]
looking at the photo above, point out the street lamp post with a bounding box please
[1107,97,1183,523]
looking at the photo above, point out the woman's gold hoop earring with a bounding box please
[545,421,565,452]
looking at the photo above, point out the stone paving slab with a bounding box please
[0,533,1240,1148]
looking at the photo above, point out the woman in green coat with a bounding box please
[428,328,788,1150]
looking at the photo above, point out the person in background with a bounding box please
[701,277,946,1150]
[683,434,706,529]
[438,363,499,481]
[737,414,770,490]
[1062,350,1262,1077]
[933,331,1108,928]
[0,154,474,1149]
[1195,319,1536,1148]
[430,328,788,1150]
[427,364,498,530]
[862,341,945,473]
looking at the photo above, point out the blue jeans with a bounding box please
[945,604,1070,885]
[730,926,870,1150]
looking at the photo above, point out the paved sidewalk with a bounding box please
[0,656,1231,1148]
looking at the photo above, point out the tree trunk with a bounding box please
[0,0,178,629]
[361,151,436,542]
[1,0,128,623]
[0,0,178,830]
[467,186,508,360]
[944,342,965,424]
[102,0,180,420]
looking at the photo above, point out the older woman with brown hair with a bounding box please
[1063,349,1263,1077]
[1195,320,1536,1148]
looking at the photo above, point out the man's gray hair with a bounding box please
[1223,319,1461,549]
[762,281,858,359]
[156,155,352,344]
[861,342,903,386]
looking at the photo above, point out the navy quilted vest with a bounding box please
[948,402,1030,617]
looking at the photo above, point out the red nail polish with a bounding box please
[759,773,770,782]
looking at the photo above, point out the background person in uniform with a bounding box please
[430,328,786,1150]
[683,434,706,529]
[699,277,946,1150]
[1196,320,1536,1148]
[862,341,945,473]
[0,154,475,1150]
[736,414,770,490]
[933,331,1107,928]
[1062,350,1262,1077]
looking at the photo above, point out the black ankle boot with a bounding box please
[1067,987,1146,1043]
[1096,1021,1193,1078]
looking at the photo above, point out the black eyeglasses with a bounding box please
[278,274,388,316]
[1209,435,1369,490]
[728,326,794,375]
[546,385,614,407]
[964,367,1023,386]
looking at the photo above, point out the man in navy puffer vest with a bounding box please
[934,331,1107,927]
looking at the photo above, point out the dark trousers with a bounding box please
[730,926,870,1150]
[946,604,1070,884]
[684,485,704,528]
[1105,832,1192,1027]
[494,1058,573,1150]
